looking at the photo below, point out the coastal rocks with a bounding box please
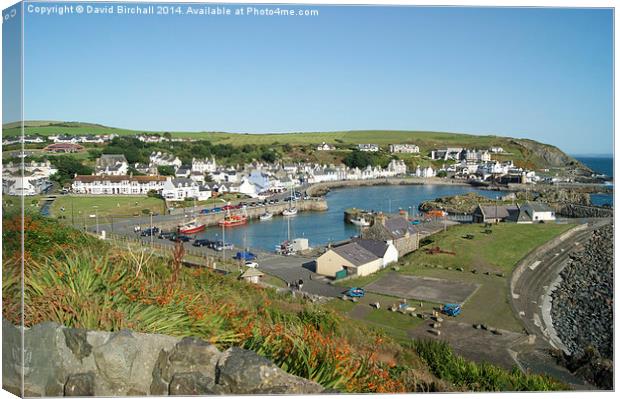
[550,223,613,388]
[2,321,325,396]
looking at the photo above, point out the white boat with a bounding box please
[259,211,273,221]
[282,208,298,217]
[350,217,371,227]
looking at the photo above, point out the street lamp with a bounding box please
[93,206,99,235]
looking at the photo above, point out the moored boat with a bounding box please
[219,214,248,227]
[178,219,206,234]
[282,208,297,216]
[259,211,273,221]
[350,216,371,227]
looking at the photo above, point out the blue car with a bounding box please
[344,287,365,298]
[234,251,257,261]
[200,208,211,214]
[442,303,462,317]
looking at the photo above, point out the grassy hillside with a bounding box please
[2,121,583,169]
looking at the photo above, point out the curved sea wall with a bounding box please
[306,177,468,197]
[550,223,613,389]
[2,320,324,397]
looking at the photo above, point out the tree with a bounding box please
[260,151,277,163]
[157,165,175,176]
[49,156,93,186]
[163,132,172,142]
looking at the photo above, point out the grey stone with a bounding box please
[64,372,95,396]
[216,347,323,394]
[93,330,139,388]
[63,328,92,362]
[169,372,215,395]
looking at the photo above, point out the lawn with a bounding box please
[335,223,574,333]
[401,223,575,331]
[50,195,166,221]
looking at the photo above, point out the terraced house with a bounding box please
[71,175,167,195]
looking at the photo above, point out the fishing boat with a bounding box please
[259,211,273,221]
[219,214,248,227]
[282,208,298,217]
[275,212,295,255]
[178,219,206,234]
[350,216,371,227]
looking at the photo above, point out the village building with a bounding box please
[161,178,211,201]
[490,146,504,153]
[95,154,129,176]
[43,143,85,153]
[71,175,167,195]
[358,144,379,152]
[315,241,383,278]
[239,268,265,284]
[472,204,521,223]
[149,151,182,168]
[362,215,419,256]
[191,156,217,173]
[517,202,556,223]
[353,238,399,267]
[316,142,335,151]
[389,144,419,153]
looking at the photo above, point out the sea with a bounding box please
[574,156,614,207]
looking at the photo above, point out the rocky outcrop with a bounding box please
[2,320,324,397]
[512,139,590,171]
[550,223,613,388]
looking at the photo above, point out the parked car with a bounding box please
[169,234,192,242]
[441,303,462,317]
[158,231,175,239]
[234,251,257,261]
[193,239,212,247]
[200,208,211,214]
[140,227,160,237]
[344,287,365,298]
[212,241,234,251]
[244,261,259,268]
[212,207,222,212]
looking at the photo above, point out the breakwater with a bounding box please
[155,199,327,230]
[306,177,469,197]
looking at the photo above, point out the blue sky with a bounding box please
[3,3,614,154]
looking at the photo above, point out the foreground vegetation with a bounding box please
[2,213,568,392]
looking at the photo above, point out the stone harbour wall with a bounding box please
[2,320,324,397]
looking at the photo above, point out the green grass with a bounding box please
[49,195,166,220]
[339,223,574,333]
[402,223,574,331]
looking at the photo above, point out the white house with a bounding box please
[161,178,210,201]
[358,144,379,152]
[192,156,217,173]
[386,159,407,176]
[354,239,399,268]
[72,175,167,195]
[95,154,129,176]
[149,152,182,168]
[517,202,556,223]
[490,146,504,153]
[389,144,419,154]
[316,142,334,151]
[415,166,436,178]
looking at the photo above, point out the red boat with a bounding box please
[178,220,206,234]
[219,215,248,227]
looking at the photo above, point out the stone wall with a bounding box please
[551,203,614,219]
[2,320,324,397]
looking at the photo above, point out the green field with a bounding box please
[49,195,166,221]
[338,223,574,333]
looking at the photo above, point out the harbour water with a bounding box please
[195,184,498,251]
